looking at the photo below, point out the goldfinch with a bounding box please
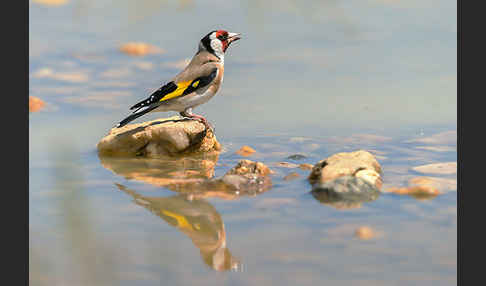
[116,30,241,129]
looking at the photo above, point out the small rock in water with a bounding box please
[299,163,314,171]
[283,172,300,181]
[408,176,456,193]
[308,150,382,188]
[385,176,456,200]
[235,145,256,157]
[387,186,440,200]
[355,226,376,240]
[412,162,456,175]
[29,96,45,112]
[97,116,221,157]
[119,42,164,56]
[308,150,382,209]
[286,154,307,160]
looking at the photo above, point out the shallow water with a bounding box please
[30,1,456,285]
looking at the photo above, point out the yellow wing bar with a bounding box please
[159,80,193,102]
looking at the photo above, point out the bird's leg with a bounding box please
[180,109,214,132]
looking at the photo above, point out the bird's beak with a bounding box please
[227,32,241,44]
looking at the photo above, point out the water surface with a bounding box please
[29,1,456,285]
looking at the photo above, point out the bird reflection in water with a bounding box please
[115,183,241,271]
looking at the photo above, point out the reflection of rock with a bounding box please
[308,150,382,209]
[115,184,240,271]
[98,152,218,187]
[169,160,273,200]
[97,116,221,157]
[311,176,380,209]
[29,96,45,112]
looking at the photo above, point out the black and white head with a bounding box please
[199,30,241,60]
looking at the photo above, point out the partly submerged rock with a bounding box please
[308,150,382,209]
[308,150,382,188]
[387,186,440,200]
[97,116,221,157]
[385,176,456,200]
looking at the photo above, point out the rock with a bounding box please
[387,186,440,200]
[355,226,376,240]
[235,145,256,157]
[97,116,221,157]
[283,172,300,181]
[412,162,456,175]
[29,96,45,112]
[308,150,382,209]
[355,168,383,189]
[226,159,273,177]
[299,163,314,171]
[286,154,307,160]
[308,150,382,188]
[385,176,456,200]
[408,176,456,192]
[119,42,164,56]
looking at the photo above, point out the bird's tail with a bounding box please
[115,105,158,128]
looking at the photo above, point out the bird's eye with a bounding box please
[217,35,227,41]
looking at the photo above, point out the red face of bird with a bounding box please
[200,30,241,57]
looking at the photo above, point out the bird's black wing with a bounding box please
[129,81,178,112]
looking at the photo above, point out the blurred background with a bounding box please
[29,0,457,285]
